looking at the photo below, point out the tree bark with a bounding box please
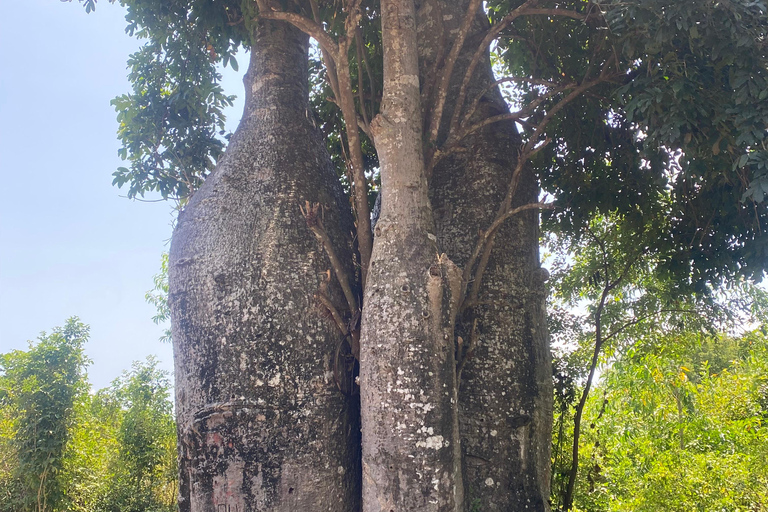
[359,0,463,509]
[416,1,553,509]
[169,20,360,512]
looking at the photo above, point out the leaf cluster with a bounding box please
[570,329,768,511]
[489,0,768,290]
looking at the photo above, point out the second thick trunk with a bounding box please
[360,0,463,509]
[417,1,553,509]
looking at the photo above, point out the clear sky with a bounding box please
[0,0,243,390]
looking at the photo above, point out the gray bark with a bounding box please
[416,1,553,510]
[359,0,463,509]
[169,20,360,512]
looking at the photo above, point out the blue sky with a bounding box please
[0,0,243,390]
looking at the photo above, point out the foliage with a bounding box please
[96,357,177,512]
[56,393,119,512]
[67,0,244,200]
[145,253,171,344]
[0,318,90,512]
[0,321,176,512]
[111,0,244,201]
[488,0,768,290]
[546,211,767,510]
[570,329,768,511]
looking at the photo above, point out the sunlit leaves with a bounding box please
[110,23,236,200]
[145,253,171,344]
[0,318,90,512]
[578,330,768,511]
[96,357,176,512]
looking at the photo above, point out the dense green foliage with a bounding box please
[546,211,767,511]
[562,329,768,511]
[95,358,177,512]
[491,0,768,290]
[0,319,90,512]
[0,321,176,512]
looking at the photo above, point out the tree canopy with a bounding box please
[77,0,767,291]
[69,0,768,510]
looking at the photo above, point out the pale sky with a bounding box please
[0,0,244,390]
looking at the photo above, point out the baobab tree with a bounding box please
[75,0,768,510]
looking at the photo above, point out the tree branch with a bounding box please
[448,1,587,145]
[310,0,342,101]
[257,8,340,60]
[425,0,483,162]
[459,76,575,132]
[562,273,611,511]
[456,317,479,381]
[459,202,552,312]
[301,201,359,314]
[317,291,349,335]
[355,29,370,130]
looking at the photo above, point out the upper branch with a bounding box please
[256,5,341,60]
[424,0,483,158]
[447,1,588,146]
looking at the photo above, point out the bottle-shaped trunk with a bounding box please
[170,20,360,512]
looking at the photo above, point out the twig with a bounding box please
[356,26,378,114]
[456,317,479,381]
[317,291,349,335]
[300,201,359,313]
[425,0,483,163]
[355,29,370,130]
[257,8,340,61]
[459,77,575,132]
[448,0,539,141]
[310,0,341,101]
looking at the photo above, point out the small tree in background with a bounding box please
[0,323,177,512]
[97,357,177,512]
[0,318,90,512]
[575,328,768,511]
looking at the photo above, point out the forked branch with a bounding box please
[446,1,588,147]
[459,201,553,312]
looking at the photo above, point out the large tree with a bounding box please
[76,0,767,510]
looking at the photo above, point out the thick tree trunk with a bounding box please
[169,21,360,512]
[359,0,463,509]
[416,1,553,510]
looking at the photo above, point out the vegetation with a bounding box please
[0,320,176,512]
[0,319,90,512]
[54,0,768,508]
[4,302,765,511]
[555,328,768,511]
